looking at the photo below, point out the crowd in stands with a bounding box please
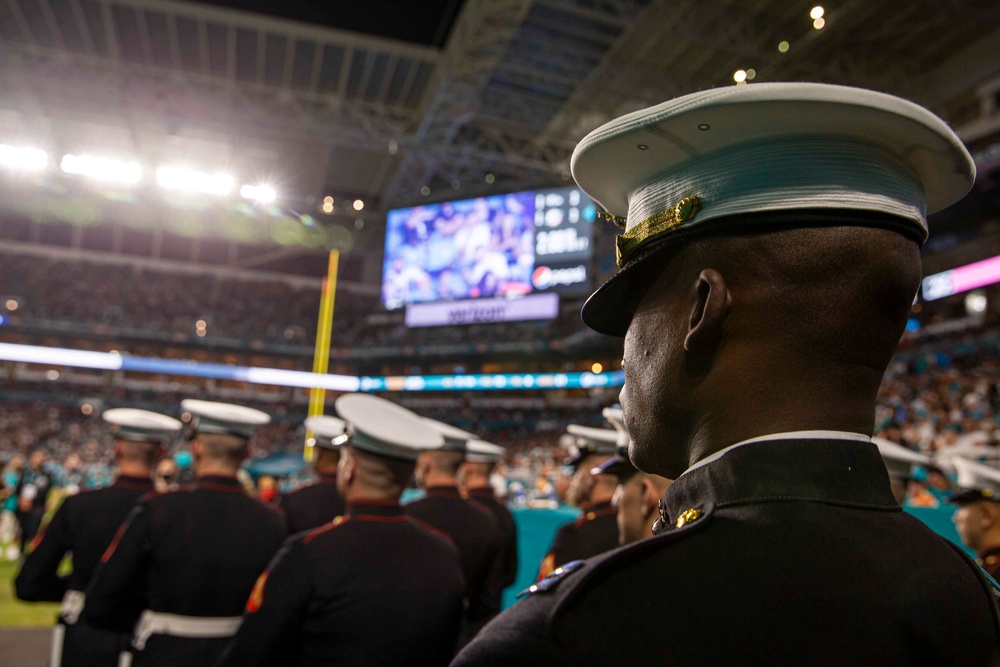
[0,253,322,346]
[876,322,1000,460]
[0,251,586,351]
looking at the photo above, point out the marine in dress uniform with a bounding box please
[15,409,181,667]
[591,408,671,546]
[278,415,347,535]
[949,457,1000,578]
[406,419,503,640]
[454,83,999,666]
[460,441,519,603]
[217,394,465,667]
[83,400,286,667]
[536,425,618,579]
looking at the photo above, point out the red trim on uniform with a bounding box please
[318,474,338,485]
[113,480,155,492]
[353,515,407,524]
[101,521,130,563]
[246,572,269,613]
[303,516,351,544]
[406,517,456,545]
[573,506,617,527]
[466,487,495,498]
[196,482,247,494]
[28,524,48,553]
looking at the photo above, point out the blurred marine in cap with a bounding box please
[83,400,286,667]
[950,457,1000,578]
[218,394,464,667]
[407,418,503,645]
[455,83,999,666]
[15,408,179,667]
[536,424,619,580]
[459,441,519,613]
[278,415,348,535]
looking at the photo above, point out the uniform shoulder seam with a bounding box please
[303,515,350,544]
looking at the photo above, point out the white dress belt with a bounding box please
[131,610,243,650]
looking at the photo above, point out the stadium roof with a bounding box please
[0,0,998,274]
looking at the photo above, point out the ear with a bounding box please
[191,441,203,458]
[684,269,730,354]
[342,453,356,481]
[982,503,999,529]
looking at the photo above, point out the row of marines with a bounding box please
[15,394,686,666]
[13,395,525,666]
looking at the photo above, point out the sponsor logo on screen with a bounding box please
[532,265,587,290]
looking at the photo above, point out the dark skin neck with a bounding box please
[684,354,880,468]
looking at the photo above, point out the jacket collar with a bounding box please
[466,487,495,499]
[425,485,462,498]
[318,473,338,485]
[195,475,244,493]
[113,475,154,492]
[348,499,404,517]
[660,437,898,527]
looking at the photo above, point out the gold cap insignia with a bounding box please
[675,508,703,528]
[615,195,701,267]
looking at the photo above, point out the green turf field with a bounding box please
[0,560,59,627]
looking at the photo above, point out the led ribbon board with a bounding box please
[0,343,624,392]
[922,254,1000,301]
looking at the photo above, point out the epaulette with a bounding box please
[538,501,716,621]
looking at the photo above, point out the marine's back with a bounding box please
[454,439,999,666]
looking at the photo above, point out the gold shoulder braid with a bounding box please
[615,196,701,267]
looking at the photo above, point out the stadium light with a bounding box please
[156,166,234,195]
[60,154,142,184]
[810,6,825,19]
[240,184,277,203]
[0,145,48,171]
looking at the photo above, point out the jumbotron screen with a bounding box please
[382,186,596,310]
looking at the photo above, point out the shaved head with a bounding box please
[623,222,921,478]
[196,433,249,467]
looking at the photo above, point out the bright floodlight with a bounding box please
[0,145,48,171]
[733,69,747,83]
[60,154,141,184]
[813,17,825,29]
[353,199,364,211]
[156,166,234,195]
[810,6,824,19]
[240,184,277,203]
